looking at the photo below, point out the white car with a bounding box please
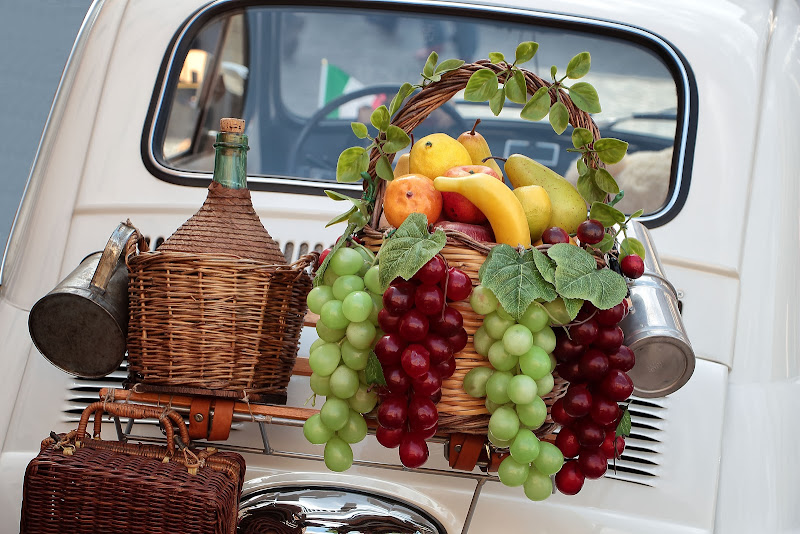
[1,0,798,532]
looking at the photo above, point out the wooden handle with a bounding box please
[78,401,190,455]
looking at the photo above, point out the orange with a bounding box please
[383,174,443,228]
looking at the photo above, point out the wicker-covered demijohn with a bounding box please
[126,118,315,404]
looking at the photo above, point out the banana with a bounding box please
[504,154,587,235]
[433,173,531,248]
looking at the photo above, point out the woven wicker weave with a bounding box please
[159,181,287,265]
[127,252,315,403]
[20,402,245,534]
[362,61,600,434]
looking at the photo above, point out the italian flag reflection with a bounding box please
[319,59,386,119]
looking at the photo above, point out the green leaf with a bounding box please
[489,87,505,116]
[531,247,556,285]
[478,245,558,321]
[376,155,393,181]
[620,237,646,260]
[325,190,352,202]
[596,232,615,254]
[546,243,628,310]
[383,125,411,154]
[336,146,369,183]
[389,83,414,117]
[616,407,632,437]
[563,298,584,321]
[577,170,606,205]
[576,158,589,176]
[326,206,357,228]
[515,41,539,64]
[594,168,620,195]
[423,52,438,77]
[590,202,626,227]
[435,58,465,74]
[488,52,505,64]
[351,122,368,139]
[594,138,629,164]
[571,127,594,149]
[505,69,528,104]
[550,65,558,79]
[377,213,446,290]
[549,101,569,135]
[566,52,591,79]
[609,190,626,207]
[628,209,644,220]
[520,86,551,121]
[425,73,442,83]
[370,106,390,132]
[568,82,601,114]
[464,69,499,102]
[366,352,387,387]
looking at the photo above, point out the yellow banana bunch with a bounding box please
[433,173,531,248]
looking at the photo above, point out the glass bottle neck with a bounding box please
[212,131,249,189]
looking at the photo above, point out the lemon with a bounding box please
[512,185,552,241]
[409,133,472,179]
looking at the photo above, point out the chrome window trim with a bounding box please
[143,0,696,223]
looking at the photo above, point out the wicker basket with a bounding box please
[20,402,246,534]
[362,60,602,435]
[127,250,316,404]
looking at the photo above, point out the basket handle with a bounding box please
[367,60,601,229]
[76,401,189,456]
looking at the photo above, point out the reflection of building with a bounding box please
[178,49,209,89]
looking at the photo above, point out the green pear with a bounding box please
[504,154,587,234]
[457,120,505,180]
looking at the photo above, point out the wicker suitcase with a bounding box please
[20,402,245,534]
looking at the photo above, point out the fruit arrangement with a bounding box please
[373,256,472,468]
[304,43,650,497]
[303,244,381,472]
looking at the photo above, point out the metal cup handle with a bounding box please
[89,222,138,293]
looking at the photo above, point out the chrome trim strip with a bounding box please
[144,0,694,219]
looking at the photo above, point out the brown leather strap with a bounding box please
[448,433,486,471]
[188,398,212,440]
[208,399,235,441]
[487,451,509,473]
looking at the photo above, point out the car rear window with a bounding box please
[148,3,694,221]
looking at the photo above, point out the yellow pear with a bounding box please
[504,154,587,234]
[457,120,504,179]
[409,133,472,179]
[512,185,552,241]
[393,152,410,179]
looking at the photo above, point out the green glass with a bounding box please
[213,131,249,189]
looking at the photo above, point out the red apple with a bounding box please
[432,220,495,243]
[441,165,502,224]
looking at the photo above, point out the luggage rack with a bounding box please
[99,387,517,534]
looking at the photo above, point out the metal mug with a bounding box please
[28,222,138,378]
[618,221,696,398]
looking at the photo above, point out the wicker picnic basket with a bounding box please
[126,120,316,404]
[20,402,246,534]
[361,60,603,436]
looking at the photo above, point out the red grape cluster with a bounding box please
[550,299,635,495]
[373,255,472,468]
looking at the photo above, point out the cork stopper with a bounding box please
[220,118,245,133]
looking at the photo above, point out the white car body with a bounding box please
[1,0,798,532]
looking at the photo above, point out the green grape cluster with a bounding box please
[303,245,383,472]
[463,284,564,501]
